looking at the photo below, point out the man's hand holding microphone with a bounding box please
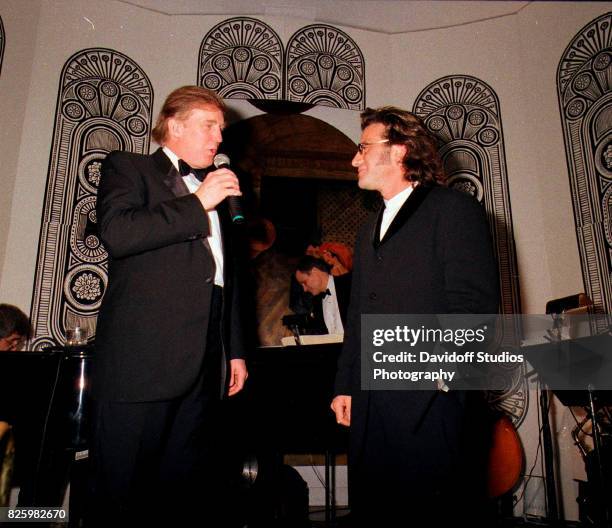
[195,154,245,224]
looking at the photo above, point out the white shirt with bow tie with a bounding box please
[163,146,224,286]
[322,275,344,335]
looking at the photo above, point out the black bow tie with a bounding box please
[323,288,332,297]
[178,159,207,182]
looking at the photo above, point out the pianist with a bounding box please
[293,256,351,336]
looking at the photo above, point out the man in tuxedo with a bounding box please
[90,86,247,525]
[331,107,499,525]
[294,255,351,335]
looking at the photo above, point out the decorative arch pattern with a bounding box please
[285,24,365,109]
[198,18,283,100]
[557,13,612,313]
[30,48,153,350]
[413,75,526,426]
[198,18,365,109]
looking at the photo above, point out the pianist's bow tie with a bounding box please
[323,288,332,297]
[178,159,207,182]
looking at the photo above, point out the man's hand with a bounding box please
[195,168,241,211]
[228,358,248,396]
[331,395,351,426]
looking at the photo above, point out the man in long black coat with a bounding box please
[90,86,247,525]
[331,107,499,525]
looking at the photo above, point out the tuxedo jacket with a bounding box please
[334,184,499,489]
[92,148,245,402]
[300,272,352,334]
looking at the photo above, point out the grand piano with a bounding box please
[0,346,92,511]
[0,341,347,525]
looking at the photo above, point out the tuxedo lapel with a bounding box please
[152,148,214,257]
[374,184,433,247]
[152,148,191,198]
[372,205,385,249]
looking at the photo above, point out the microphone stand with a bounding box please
[539,386,559,524]
[540,315,560,525]
[289,324,302,347]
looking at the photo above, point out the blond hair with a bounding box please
[151,86,226,145]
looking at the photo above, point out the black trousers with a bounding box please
[87,287,226,526]
[349,391,493,527]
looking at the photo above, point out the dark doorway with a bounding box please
[221,111,374,346]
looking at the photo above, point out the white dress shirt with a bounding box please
[322,275,344,335]
[163,146,224,287]
[380,185,414,240]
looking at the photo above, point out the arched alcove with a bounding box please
[221,111,368,346]
[222,111,367,248]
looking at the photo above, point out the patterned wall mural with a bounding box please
[199,18,365,109]
[413,75,527,426]
[199,17,284,100]
[285,25,364,109]
[557,12,612,314]
[29,48,153,350]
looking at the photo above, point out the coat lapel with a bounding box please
[152,148,215,257]
[372,205,385,249]
[373,184,434,248]
[152,148,191,198]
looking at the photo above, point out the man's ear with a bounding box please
[392,143,407,166]
[167,117,182,140]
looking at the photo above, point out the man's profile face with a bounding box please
[168,104,225,169]
[0,332,26,351]
[352,123,393,193]
[351,123,406,199]
[295,268,328,296]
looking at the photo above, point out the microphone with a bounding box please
[213,153,245,224]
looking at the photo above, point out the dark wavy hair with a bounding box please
[360,106,446,186]
[0,304,32,339]
[296,255,331,274]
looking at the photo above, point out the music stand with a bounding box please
[518,294,591,524]
[521,340,559,523]
[523,333,612,528]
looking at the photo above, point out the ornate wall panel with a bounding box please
[285,24,365,109]
[198,18,283,100]
[557,12,612,313]
[30,48,153,349]
[198,18,365,109]
[414,75,526,425]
